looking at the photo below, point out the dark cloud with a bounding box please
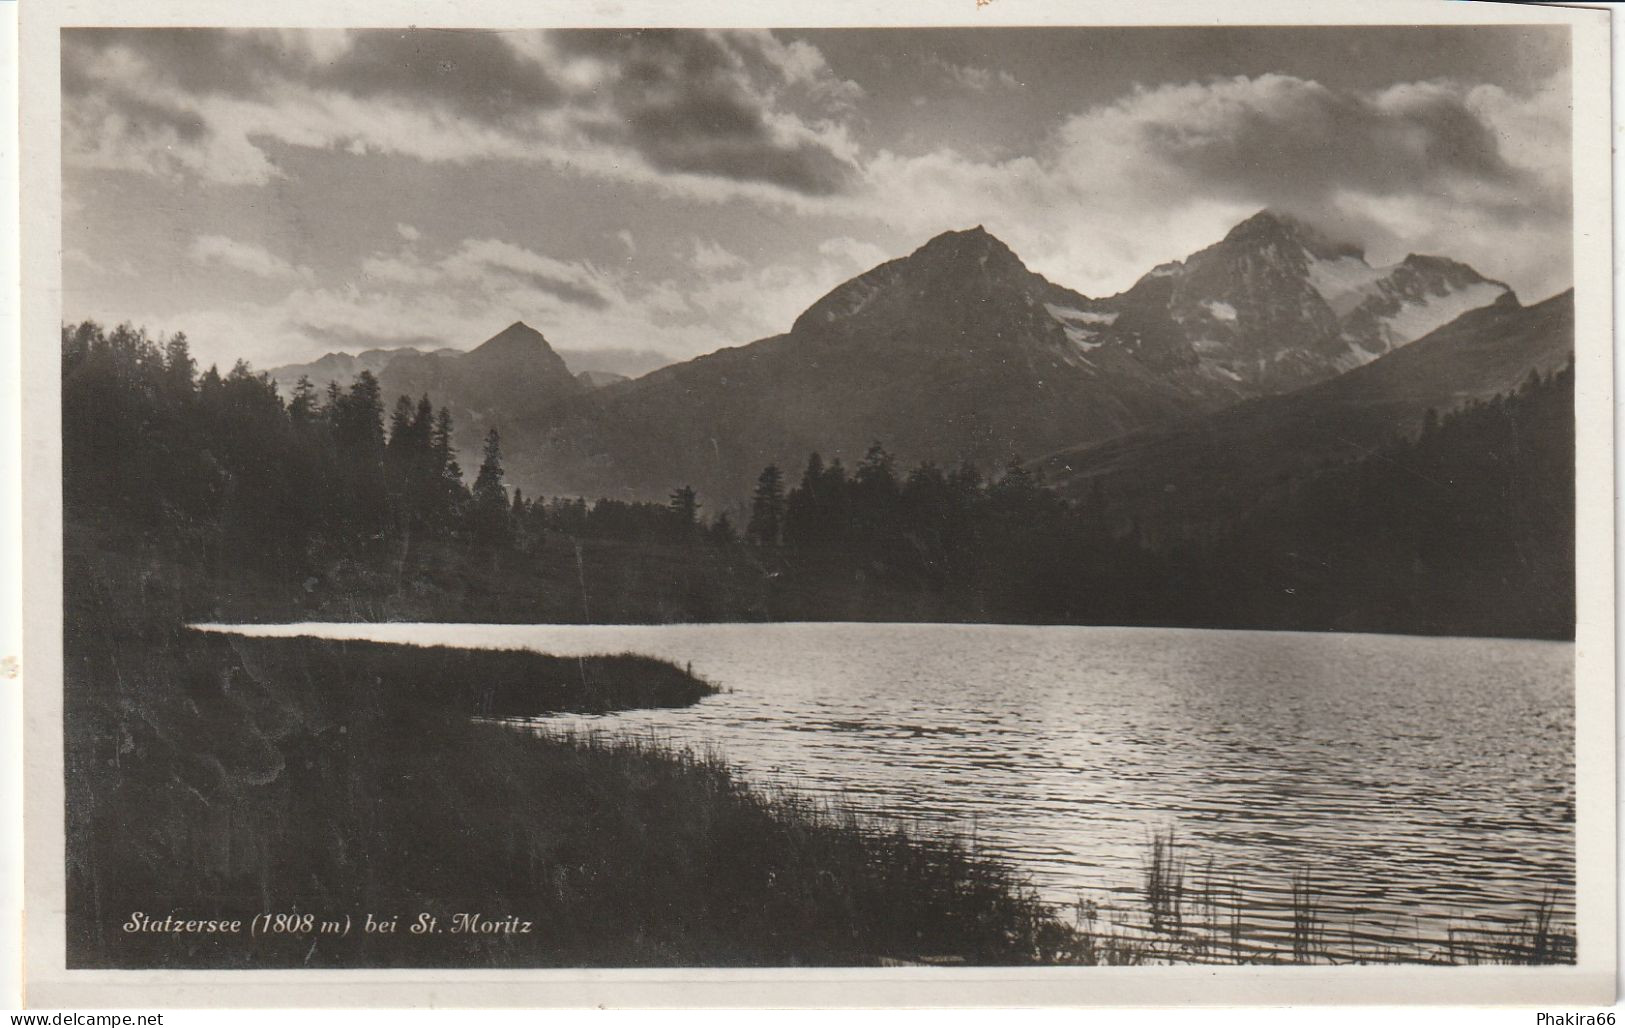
[1129,75,1525,206]
[62,27,851,196]
[554,29,856,196]
[510,270,611,310]
[103,92,210,143]
[63,28,564,126]
[63,29,298,98]
[319,30,564,124]
[291,323,444,352]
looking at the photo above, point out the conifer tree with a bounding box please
[708,511,738,546]
[668,485,700,540]
[288,375,319,426]
[748,464,785,546]
[472,428,511,545]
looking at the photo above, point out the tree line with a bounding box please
[63,321,543,570]
[62,319,1574,638]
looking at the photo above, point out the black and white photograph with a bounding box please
[15,0,1616,1009]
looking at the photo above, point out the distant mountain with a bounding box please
[268,345,458,397]
[1087,210,1514,394]
[555,347,675,380]
[510,215,1517,503]
[577,370,630,389]
[511,226,1247,503]
[271,340,672,399]
[1040,289,1574,543]
[265,211,1523,504]
[271,323,585,484]
[375,321,584,417]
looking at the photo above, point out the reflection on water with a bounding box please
[201,621,1575,960]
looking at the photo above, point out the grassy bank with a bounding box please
[65,622,1085,967]
[66,518,1089,967]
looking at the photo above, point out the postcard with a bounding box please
[14,0,1615,1009]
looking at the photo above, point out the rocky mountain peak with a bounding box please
[792,226,1056,336]
[470,320,552,358]
[909,225,1029,274]
[1223,208,1364,262]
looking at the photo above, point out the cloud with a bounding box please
[63,33,1573,370]
[63,247,138,278]
[690,238,745,271]
[364,238,617,310]
[818,236,889,270]
[554,30,860,196]
[731,30,867,112]
[926,55,1019,92]
[851,72,1572,300]
[1060,74,1522,208]
[442,239,616,310]
[318,29,564,124]
[126,228,874,375]
[62,27,861,200]
[189,235,313,281]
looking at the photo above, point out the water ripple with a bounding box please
[204,621,1575,956]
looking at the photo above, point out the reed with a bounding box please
[1143,827,1184,934]
[1091,830,1573,966]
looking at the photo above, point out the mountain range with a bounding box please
[1041,289,1573,542]
[268,210,1560,507]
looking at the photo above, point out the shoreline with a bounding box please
[193,618,1578,647]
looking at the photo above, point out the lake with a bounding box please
[199,621,1574,961]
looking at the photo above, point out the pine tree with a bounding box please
[288,376,319,426]
[388,396,416,451]
[784,452,825,549]
[852,441,901,549]
[748,465,785,546]
[161,331,196,400]
[472,428,511,545]
[668,485,700,540]
[430,407,466,530]
[708,511,738,546]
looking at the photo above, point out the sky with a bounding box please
[61,25,1573,374]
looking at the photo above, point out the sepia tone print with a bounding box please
[56,22,1580,972]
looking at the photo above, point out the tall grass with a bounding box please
[1082,829,1573,966]
[64,616,1092,967]
[1143,827,1184,933]
[1289,868,1324,962]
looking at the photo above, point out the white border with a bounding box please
[1,0,23,1013]
[17,0,1617,1009]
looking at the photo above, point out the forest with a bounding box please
[63,320,1574,639]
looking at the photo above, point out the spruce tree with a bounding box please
[748,464,785,546]
[668,485,700,540]
[472,428,511,545]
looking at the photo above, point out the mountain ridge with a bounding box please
[1039,288,1574,543]
[265,211,1539,504]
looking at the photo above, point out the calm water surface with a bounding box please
[203,622,1574,959]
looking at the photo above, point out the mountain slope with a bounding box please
[272,323,586,486]
[1041,289,1574,542]
[269,345,458,396]
[511,227,1253,503]
[264,212,1520,504]
[1085,210,1514,393]
[376,321,584,417]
